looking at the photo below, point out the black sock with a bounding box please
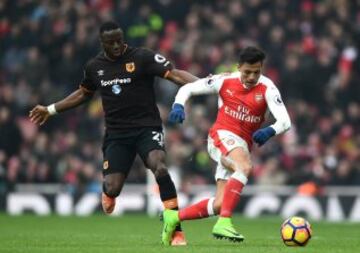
[102,182,116,198]
[156,173,177,201]
[102,182,108,195]
[156,173,182,231]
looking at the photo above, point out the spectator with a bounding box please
[0,0,359,191]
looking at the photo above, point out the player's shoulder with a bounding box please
[222,71,240,79]
[85,53,105,70]
[211,71,239,82]
[125,46,142,56]
[135,47,156,57]
[130,47,164,63]
[258,74,277,90]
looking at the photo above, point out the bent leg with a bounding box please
[178,179,226,221]
[145,149,179,209]
[207,130,250,241]
[103,172,126,198]
[219,147,251,218]
[144,149,185,246]
[102,173,127,214]
[213,179,227,214]
[101,139,136,214]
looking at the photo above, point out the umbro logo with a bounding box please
[97,70,104,76]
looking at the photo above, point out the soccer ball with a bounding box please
[280,216,312,246]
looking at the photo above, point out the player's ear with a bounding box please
[99,33,105,43]
[99,37,105,49]
[237,64,242,71]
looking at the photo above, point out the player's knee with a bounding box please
[153,166,168,179]
[103,181,121,198]
[236,163,252,177]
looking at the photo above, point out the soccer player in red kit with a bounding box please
[162,46,291,244]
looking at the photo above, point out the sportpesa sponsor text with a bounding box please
[101,78,132,86]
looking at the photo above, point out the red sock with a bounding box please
[220,177,245,217]
[179,198,214,221]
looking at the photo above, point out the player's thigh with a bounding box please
[214,162,232,181]
[207,130,249,163]
[226,146,252,176]
[136,127,166,169]
[208,130,250,177]
[208,136,232,181]
[208,130,251,173]
[102,140,137,178]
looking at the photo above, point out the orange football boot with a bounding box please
[101,193,115,214]
[171,231,187,246]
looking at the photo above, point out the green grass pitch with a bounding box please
[0,213,359,253]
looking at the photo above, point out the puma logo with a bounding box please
[230,189,242,196]
[226,89,234,96]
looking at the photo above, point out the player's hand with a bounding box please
[252,126,276,146]
[168,103,185,124]
[29,105,50,125]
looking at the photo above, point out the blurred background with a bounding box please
[0,0,359,219]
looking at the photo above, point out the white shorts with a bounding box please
[207,129,250,181]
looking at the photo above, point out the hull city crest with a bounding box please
[125,62,135,73]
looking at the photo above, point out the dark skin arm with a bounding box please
[29,87,93,125]
[165,68,199,86]
[29,69,196,125]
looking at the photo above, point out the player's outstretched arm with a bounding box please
[168,75,223,124]
[165,69,199,86]
[29,87,93,125]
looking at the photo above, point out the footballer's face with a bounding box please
[238,62,262,89]
[100,28,126,60]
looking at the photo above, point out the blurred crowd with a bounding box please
[1,0,360,195]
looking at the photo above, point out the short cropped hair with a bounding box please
[238,46,266,64]
[99,21,122,34]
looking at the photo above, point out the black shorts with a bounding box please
[102,127,165,176]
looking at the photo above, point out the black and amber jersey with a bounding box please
[80,46,173,132]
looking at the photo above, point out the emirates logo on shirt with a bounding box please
[224,105,261,123]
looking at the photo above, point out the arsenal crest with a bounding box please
[254,93,263,103]
[226,139,235,145]
[125,62,135,73]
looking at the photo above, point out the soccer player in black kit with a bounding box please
[29,21,198,246]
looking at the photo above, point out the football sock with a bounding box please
[179,197,215,221]
[156,173,182,231]
[219,171,248,218]
[102,182,116,198]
